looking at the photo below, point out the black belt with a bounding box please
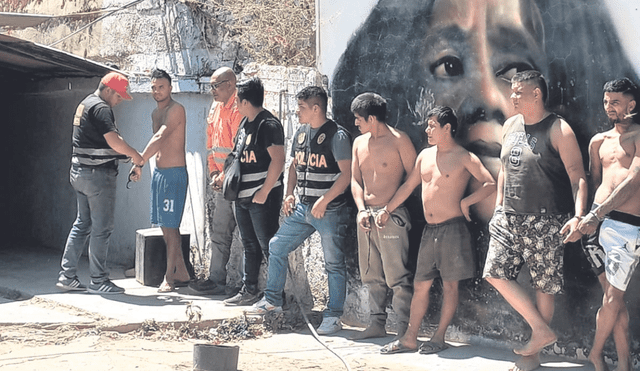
[608,210,640,227]
[300,193,346,206]
[73,160,118,169]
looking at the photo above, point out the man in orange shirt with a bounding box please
[189,67,243,296]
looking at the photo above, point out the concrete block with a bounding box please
[135,227,194,287]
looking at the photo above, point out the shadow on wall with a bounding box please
[332,0,640,364]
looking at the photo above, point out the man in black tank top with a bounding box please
[482,71,588,371]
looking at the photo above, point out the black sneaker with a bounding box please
[223,287,262,306]
[188,279,226,295]
[56,276,86,291]
[87,280,125,295]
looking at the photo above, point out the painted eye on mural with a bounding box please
[495,62,535,83]
[430,56,464,78]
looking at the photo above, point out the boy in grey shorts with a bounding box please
[416,217,474,283]
[376,106,496,354]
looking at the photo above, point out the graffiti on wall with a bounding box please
[330,0,639,363]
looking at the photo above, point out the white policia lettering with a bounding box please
[295,151,328,168]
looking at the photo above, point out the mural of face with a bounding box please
[423,0,546,220]
[332,0,638,223]
[425,0,544,165]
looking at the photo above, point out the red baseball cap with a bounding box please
[101,72,133,100]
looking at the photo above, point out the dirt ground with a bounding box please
[0,322,406,371]
[0,297,400,371]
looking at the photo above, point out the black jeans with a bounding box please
[234,185,283,292]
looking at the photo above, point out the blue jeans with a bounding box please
[60,164,117,284]
[266,201,349,317]
[234,185,283,292]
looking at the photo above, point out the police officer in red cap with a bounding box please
[57,71,144,295]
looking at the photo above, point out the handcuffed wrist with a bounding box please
[589,210,603,222]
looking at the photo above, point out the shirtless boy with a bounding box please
[350,92,417,340]
[379,106,496,354]
[131,69,190,292]
[578,78,640,371]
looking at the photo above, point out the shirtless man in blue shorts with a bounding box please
[578,78,640,371]
[131,69,190,292]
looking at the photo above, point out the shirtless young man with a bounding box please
[578,78,640,371]
[131,69,190,292]
[350,93,417,340]
[379,106,496,354]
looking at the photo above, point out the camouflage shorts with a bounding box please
[482,209,570,295]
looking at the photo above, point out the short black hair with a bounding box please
[237,77,264,107]
[151,69,172,85]
[350,92,387,123]
[296,86,328,113]
[512,70,548,105]
[427,106,458,137]
[604,78,640,123]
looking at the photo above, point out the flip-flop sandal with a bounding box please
[380,340,418,355]
[419,341,449,355]
[157,282,176,293]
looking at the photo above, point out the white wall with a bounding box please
[316,0,376,83]
[109,91,210,265]
[605,0,640,74]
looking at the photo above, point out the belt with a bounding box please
[72,160,118,169]
[607,210,640,227]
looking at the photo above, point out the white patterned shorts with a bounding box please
[599,216,640,291]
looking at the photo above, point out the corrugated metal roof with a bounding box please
[0,12,52,29]
[0,33,115,78]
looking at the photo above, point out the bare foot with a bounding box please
[612,356,631,371]
[510,354,541,371]
[171,267,191,283]
[349,324,387,340]
[588,352,610,371]
[514,328,556,356]
[165,268,190,286]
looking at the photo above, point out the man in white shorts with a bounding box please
[578,78,640,371]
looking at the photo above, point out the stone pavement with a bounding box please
[0,245,597,371]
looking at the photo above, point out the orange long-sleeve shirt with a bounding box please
[206,92,242,176]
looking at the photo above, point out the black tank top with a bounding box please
[501,113,574,215]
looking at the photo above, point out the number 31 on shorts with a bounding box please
[163,199,175,213]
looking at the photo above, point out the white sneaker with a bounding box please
[245,297,282,315]
[316,316,342,335]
